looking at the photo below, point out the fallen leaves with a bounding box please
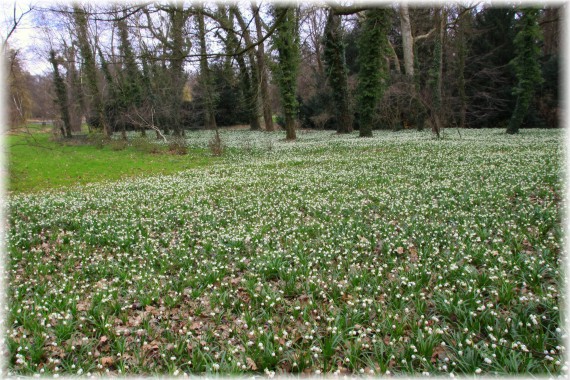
[190,321,202,331]
[298,294,311,304]
[246,357,257,370]
[76,300,90,311]
[409,246,419,263]
[395,245,418,263]
[431,346,448,363]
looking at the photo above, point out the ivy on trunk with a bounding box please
[271,6,300,140]
[356,8,390,138]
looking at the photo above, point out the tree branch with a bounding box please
[328,4,369,16]
[2,3,34,50]
[414,28,436,43]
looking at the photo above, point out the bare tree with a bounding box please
[230,5,262,130]
[252,2,274,131]
[196,4,217,131]
[1,2,35,51]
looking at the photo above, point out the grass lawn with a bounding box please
[7,131,219,193]
[6,128,564,376]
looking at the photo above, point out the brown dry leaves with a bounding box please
[430,346,448,363]
[396,245,419,263]
[246,357,257,370]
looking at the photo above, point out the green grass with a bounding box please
[6,128,565,376]
[7,131,220,193]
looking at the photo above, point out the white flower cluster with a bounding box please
[6,129,563,376]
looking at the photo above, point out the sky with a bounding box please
[2,0,568,76]
[1,1,52,75]
[1,0,270,76]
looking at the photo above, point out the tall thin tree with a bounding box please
[323,8,352,133]
[231,6,262,130]
[252,2,274,131]
[72,5,110,137]
[356,8,390,137]
[271,5,300,140]
[49,50,72,138]
[196,6,218,130]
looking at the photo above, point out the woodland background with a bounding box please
[5,3,561,138]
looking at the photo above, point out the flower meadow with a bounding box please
[6,129,566,376]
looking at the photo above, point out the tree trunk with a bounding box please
[285,112,296,140]
[307,8,325,78]
[49,50,72,138]
[117,12,143,136]
[196,8,217,130]
[323,9,352,133]
[356,8,390,138]
[400,3,414,77]
[272,6,300,140]
[252,2,275,131]
[231,6,262,130]
[429,7,445,137]
[507,96,529,134]
[64,44,83,133]
[457,8,467,129]
[169,5,186,136]
[73,5,110,137]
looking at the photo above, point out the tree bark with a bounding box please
[387,39,401,73]
[252,2,274,131]
[72,5,110,137]
[430,7,445,138]
[356,8,390,138]
[231,6,262,130]
[196,7,217,130]
[285,112,296,140]
[400,3,414,77]
[457,8,467,129]
[49,50,72,138]
[323,9,352,133]
[169,4,186,136]
[64,44,83,133]
[272,6,300,140]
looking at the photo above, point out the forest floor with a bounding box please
[5,128,565,376]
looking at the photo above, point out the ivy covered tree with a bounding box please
[48,50,72,138]
[271,5,300,140]
[72,5,110,137]
[356,8,390,137]
[507,8,544,134]
[116,14,143,135]
[323,9,352,134]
